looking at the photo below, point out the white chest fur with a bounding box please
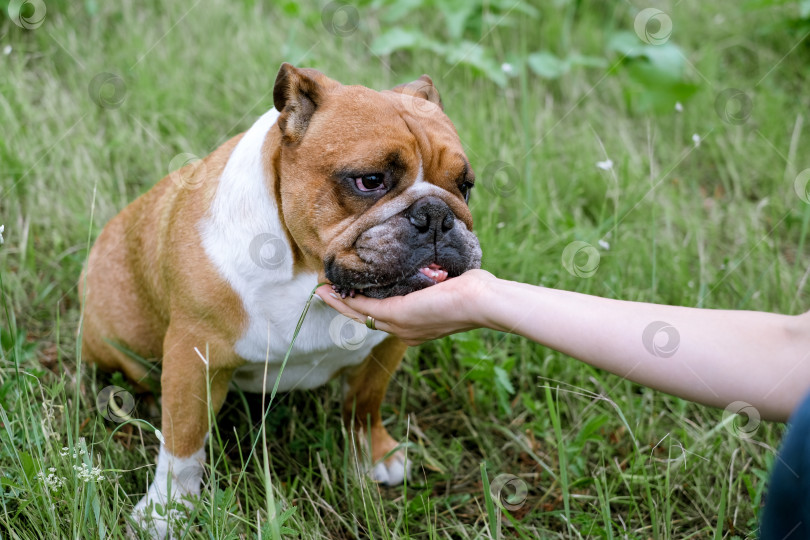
[199,109,388,393]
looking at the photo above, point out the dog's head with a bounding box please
[272,63,481,298]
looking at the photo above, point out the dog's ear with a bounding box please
[390,75,443,111]
[273,63,335,144]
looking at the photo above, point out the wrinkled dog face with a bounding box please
[272,64,481,298]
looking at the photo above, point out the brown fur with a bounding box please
[80,65,473,473]
[341,336,409,464]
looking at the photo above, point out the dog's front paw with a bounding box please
[370,448,411,486]
[128,445,205,539]
[129,497,190,540]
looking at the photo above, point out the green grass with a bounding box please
[2,0,810,537]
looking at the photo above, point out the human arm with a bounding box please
[317,270,810,421]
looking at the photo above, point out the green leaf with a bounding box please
[527,51,569,79]
[608,31,687,81]
[490,0,540,18]
[494,366,515,395]
[380,0,425,23]
[370,28,438,55]
[607,31,648,58]
[480,462,498,537]
[640,43,687,81]
[801,0,810,18]
[282,1,300,16]
[84,0,98,16]
[437,0,478,40]
[0,477,23,490]
[568,53,609,69]
[443,41,507,86]
[575,414,609,445]
[19,452,36,481]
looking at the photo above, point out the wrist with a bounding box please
[472,275,512,332]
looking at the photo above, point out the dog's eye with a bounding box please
[459,181,474,203]
[354,174,386,192]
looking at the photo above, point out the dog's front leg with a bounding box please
[342,336,410,485]
[132,323,235,539]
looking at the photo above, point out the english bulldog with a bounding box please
[79,63,481,536]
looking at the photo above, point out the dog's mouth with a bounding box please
[418,263,449,284]
[331,262,450,299]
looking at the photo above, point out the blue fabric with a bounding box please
[760,391,810,539]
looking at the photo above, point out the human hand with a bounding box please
[316,269,497,346]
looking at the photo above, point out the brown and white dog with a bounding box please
[80,63,481,536]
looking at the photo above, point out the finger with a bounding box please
[340,293,399,321]
[316,286,366,322]
[315,286,395,334]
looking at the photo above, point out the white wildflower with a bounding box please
[692,133,701,147]
[2,45,10,56]
[0,224,4,244]
[59,445,86,459]
[37,470,66,492]
[598,239,610,250]
[73,462,105,483]
[596,159,613,171]
[674,102,683,112]
[501,62,513,74]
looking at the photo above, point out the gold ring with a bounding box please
[365,315,376,330]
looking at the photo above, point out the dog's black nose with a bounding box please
[407,196,454,237]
